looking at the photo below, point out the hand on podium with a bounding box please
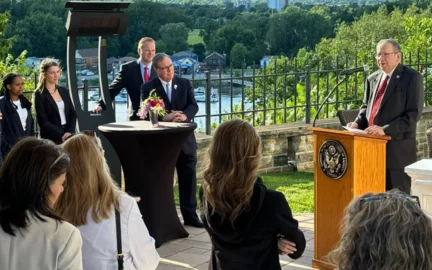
[365,125,385,136]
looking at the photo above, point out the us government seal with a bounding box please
[318,140,348,179]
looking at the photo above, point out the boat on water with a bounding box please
[195,93,219,103]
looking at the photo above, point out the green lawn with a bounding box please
[187,29,204,45]
[174,171,314,214]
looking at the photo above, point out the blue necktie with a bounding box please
[166,83,171,102]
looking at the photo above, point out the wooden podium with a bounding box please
[309,128,390,269]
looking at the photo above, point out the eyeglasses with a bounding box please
[375,52,398,58]
[156,64,173,72]
[359,194,421,208]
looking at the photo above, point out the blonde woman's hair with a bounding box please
[328,189,432,270]
[202,119,262,226]
[55,134,121,226]
[37,58,60,91]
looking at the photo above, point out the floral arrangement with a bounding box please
[136,89,166,119]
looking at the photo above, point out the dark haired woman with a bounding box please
[33,58,76,144]
[0,72,34,158]
[0,137,82,269]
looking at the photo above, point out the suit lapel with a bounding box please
[42,88,60,119]
[134,60,144,89]
[171,77,177,109]
[367,72,382,118]
[10,102,24,134]
[378,64,403,110]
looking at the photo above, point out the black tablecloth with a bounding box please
[99,121,197,247]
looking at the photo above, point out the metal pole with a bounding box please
[305,65,311,124]
[205,71,211,135]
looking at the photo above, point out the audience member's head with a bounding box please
[329,189,432,270]
[202,119,262,225]
[0,137,69,235]
[56,134,120,226]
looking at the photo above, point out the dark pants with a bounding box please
[176,150,199,222]
[386,169,411,194]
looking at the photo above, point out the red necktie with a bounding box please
[369,75,389,126]
[144,66,149,83]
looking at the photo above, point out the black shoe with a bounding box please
[184,219,204,228]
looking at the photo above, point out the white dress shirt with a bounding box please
[56,100,67,125]
[140,62,153,82]
[12,99,28,131]
[0,212,83,270]
[78,193,159,270]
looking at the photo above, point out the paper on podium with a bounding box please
[343,126,366,134]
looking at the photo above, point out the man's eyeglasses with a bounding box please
[375,52,398,58]
[359,194,421,208]
[156,64,173,72]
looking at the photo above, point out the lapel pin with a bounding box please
[174,84,178,90]
[396,75,400,79]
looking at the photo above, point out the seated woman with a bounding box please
[200,119,306,270]
[33,58,76,144]
[329,190,432,270]
[0,72,35,157]
[0,137,82,270]
[56,134,160,270]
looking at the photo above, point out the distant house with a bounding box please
[260,55,279,68]
[119,56,136,63]
[171,51,198,64]
[202,52,226,72]
[77,48,98,70]
[25,57,45,67]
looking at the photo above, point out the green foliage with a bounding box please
[159,23,189,55]
[0,51,38,94]
[192,43,206,61]
[0,12,13,60]
[230,43,247,68]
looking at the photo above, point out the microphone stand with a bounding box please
[312,74,349,127]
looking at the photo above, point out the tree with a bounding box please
[156,39,169,54]
[0,12,13,60]
[10,12,66,63]
[230,43,247,68]
[192,43,206,61]
[159,23,189,54]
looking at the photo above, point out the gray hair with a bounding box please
[152,53,170,69]
[377,39,401,53]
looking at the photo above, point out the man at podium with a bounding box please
[347,39,424,194]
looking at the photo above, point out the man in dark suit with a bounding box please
[347,39,424,194]
[141,53,203,228]
[94,37,157,120]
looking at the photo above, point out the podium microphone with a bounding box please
[312,65,369,127]
[339,65,369,75]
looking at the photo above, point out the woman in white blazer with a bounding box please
[56,133,160,270]
[0,137,83,270]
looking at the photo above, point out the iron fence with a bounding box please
[23,51,432,135]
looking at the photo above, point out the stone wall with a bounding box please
[195,107,432,179]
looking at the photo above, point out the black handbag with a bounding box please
[115,208,124,270]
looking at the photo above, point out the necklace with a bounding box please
[47,88,57,94]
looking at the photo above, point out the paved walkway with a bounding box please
[156,211,315,270]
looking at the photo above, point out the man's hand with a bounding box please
[163,111,177,122]
[62,132,73,141]
[92,106,103,113]
[173,112,187,122]
[346,122,358,128]
[278,238,297,255]
[365,125,385,136]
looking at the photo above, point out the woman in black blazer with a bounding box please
[33,58,76,144]
[0,73,35,157]
[200,119,306,270]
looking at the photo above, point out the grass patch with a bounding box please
[261,171,314,213]
[187,29,203,45]
[174,171,314,214]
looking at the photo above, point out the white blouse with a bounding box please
[56,100,67,125]
[78,193,159,270]
[12,99,28,131]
